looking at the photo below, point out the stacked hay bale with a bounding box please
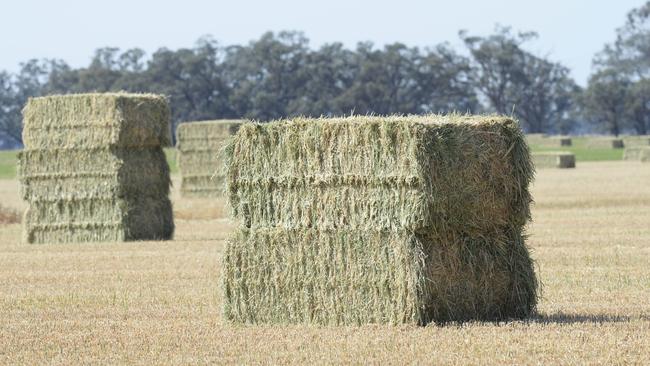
[222,115,538,325]
[176,120,243,197]
[528,136,572,147]
[18,93,174,244]
[532,152,576,169]
[623,146,650,162]
[587,138,625,149]
[623,135,650,147]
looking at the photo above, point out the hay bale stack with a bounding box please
[222,115,538,325]
[623,146,650,162]
[532,152,576,169]
[18,93,174,244]
[176,120,243,197]
[559,137,572,146]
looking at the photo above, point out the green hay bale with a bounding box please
[532,151,576,169]
[22,93,172,148]
[176,120,243,198]
[222,115,538,325]
[19,93,174,244]
[623,146,650,162]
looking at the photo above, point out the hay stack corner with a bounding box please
[222,115,538,325]
[176,119,244,197]
[18,93,174,244]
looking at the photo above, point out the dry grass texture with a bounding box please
[176,120,243,197]
[623,146,650,162]
[18,93,174,243]
[0,161,649,364]
[224,115,537,324]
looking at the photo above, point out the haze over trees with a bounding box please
[1,1,648,146]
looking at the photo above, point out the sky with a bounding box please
[1,0,645,86]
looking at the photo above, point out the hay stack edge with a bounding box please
[18,93,174,244]
[176,120,243,197]
[222,115,539,325]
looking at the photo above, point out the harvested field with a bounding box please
[0,161,649,364]
[533,151,576,169]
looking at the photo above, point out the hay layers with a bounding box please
[532,152,576,169]
[19,93,174,244]
[223,115,538,325]
[176,120,243,197]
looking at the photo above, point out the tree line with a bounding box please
[1,2,648,147]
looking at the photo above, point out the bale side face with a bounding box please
[223,115,537,324]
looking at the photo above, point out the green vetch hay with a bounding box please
[623,146,650,162]
[19,93,174,244]
[532,151,576,169]
[176,120,244,197]
[222,115,538,325]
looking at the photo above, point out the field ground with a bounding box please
[1,161,649,364]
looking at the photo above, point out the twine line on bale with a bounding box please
[222,114,539,325]
[18,93,174,244]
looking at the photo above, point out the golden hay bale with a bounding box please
[222,115,538,325]
[18,93,174,244]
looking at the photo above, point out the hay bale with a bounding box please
[623,135,650,147]
[222,115,538,325]
[559,138,572,146]
[527,135,571,147]
[176,120,243,197]
[18,93,174,244]
[623,146,650,162]
[532,152,576,169]
[587,138,625,149]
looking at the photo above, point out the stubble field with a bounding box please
[1,161,649,364]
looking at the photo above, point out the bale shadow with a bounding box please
[527,311,631,325]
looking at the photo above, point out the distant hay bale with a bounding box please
[623,146,650,162]
[532,152,576,169]
[527,135,571,147]
[623,135,650,147]
[587,138,625,149]
[18,93,174,244]
[222,115,538,325]
[176,120,243,197]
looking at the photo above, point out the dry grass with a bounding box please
[0,204,20,224]
[1,161,650,364]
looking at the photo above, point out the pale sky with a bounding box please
[1,0,645,85]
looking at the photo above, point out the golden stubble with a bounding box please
[1,161,649,364]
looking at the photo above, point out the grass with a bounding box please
[0,161,649,363]
[528,137,625,161]
[0,149,17,179]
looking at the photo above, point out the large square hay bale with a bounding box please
[532,151,576,169]
[587,138,625,149]
[176,120,243,197]
[623,146,650,162]
[18,93,174,244]
[222,115,538,325]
